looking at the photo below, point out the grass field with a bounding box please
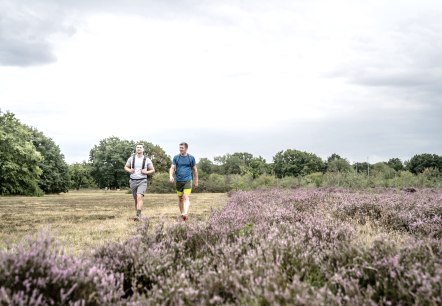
[0,190,227,255]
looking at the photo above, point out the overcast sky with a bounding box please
[1,0,441,164]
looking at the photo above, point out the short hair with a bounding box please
[136,143,144,148]
[179,142,188,149]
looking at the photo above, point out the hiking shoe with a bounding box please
[133,216,140,221]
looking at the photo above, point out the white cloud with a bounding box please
[1,0,441,163]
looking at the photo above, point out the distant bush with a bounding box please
[149,172,175,193]
[304,172,324,187]
[276,175,302,189]
[189,169,441,193]
[76,166,440,194]
[197,173,230,193]
[228,173,253,191]
[250,173,277,189]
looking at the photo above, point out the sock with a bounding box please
[136,209,141,217]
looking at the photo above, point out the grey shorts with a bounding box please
[129,178,149,198]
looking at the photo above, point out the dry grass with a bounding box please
[0,190,227,255]
[353,220,413,248]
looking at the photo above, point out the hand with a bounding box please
[169,177,175,183]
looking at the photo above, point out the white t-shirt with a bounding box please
[126,155,152,180]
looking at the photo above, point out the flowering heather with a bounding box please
[0,231,123,305]
[2,188,441,305]
[331,188,442,237]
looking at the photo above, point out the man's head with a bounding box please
[179,142,188,155]
[135,143,144,154]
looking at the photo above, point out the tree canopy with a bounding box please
[138,141,171,173]
[212,152,269,178]
[273,149,324,178]
[89,137,171,189]
[0,111,43,195]
[2,111,441,193]
[69,162,95,190]
[326,154,352,173]
[407,153,442,174]
[31,128,70,193]
[89,137,134,189]
[387,158,404,172]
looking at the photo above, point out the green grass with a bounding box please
[0,190,227,255]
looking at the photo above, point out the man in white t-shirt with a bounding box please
[124,143,155,220]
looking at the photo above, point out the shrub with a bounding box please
[149,172,175,193]
[202,173,230,193]
[3,188,442,305]
[0,231,123,305]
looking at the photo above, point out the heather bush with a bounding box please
[0,231,123,305]
[96,188,442,304]
[330,237,442,305]
[3,188,441,305]
[333,188,442,238]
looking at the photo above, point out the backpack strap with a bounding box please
[176,155,194,167]
[142,156,147,170]
[131,154,136,169]
[188,154,194,168]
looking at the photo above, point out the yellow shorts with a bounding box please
[176,180,192,196]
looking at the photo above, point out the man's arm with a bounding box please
[124,162,134,174]
[142,164,155,176]
[169,165,176,183]
[192,165,198,188]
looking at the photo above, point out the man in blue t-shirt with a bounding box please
[169,142,199,221]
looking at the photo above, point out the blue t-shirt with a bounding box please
[173,154,196,182]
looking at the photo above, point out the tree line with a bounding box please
[1,111,441,195]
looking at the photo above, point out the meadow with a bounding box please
[0,190,227,254]
[1,188,441,305]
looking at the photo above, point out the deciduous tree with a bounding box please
[273,149,324,178]
[137,141,171,173]
[0,111,43,195]
[89,136,134,189]
[387,158,404,172]
[89,137,171,189]
[326,154,352,173]
[69,162,95,190]
[30,128,70,193]
[406,153,442,174]
[197,158,215,179]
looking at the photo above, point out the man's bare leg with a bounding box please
[183,194,190,216]
[135,194,143,219]
[178,196,184,215]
